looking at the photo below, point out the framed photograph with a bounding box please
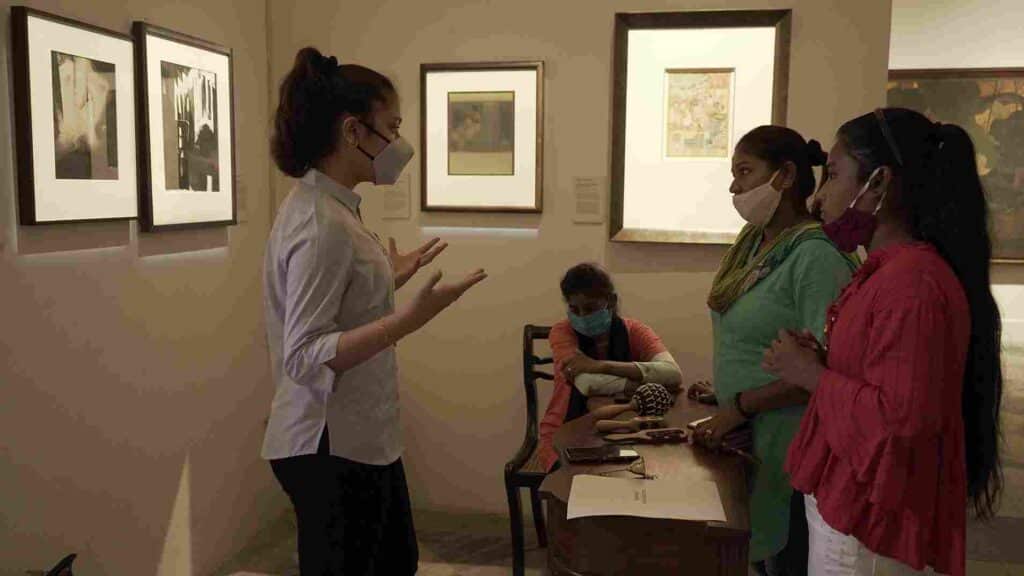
[421,62,543,212]
[888,68,1024,263]
[134,21,236,231]
[11,7,138,225]
[610,10,792,244]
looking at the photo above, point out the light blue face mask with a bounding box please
[569,308,613,337]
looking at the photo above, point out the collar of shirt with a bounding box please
[302,169,362,217]
[859,240,932,278]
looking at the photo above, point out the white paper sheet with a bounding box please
[567,475,726,522]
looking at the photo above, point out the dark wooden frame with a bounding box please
[609,10,792,243]
[420,61,544,213]
[11,6,137,226]
[504,324,553,576]
[133,21,237,232]
[889,67,1024,264]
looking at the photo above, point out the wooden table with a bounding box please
[539,394,751,576]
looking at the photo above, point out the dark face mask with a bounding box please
[822,167,885,253]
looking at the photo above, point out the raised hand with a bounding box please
[390,237,448,290]
[394,269,487,336]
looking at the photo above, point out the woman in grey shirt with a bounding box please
[264,47,486,575]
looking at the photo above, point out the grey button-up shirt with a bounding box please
[261,169,400,465]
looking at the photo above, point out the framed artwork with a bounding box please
[421,62,543,212]
[888,68,1024,263]
[610,10,792,244]
[665,69,734,158]
[11,7,138,225]
[134,21,236,231]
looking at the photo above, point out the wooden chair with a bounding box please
[504,325,554,576]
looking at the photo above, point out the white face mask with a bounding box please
[732,170,782,227]
[357,121,415,185]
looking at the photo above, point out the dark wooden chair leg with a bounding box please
[507,481,526,576]
[530,487,548,548]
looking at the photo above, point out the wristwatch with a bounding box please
[734,391,755,420]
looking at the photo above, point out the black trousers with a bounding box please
[270,428,418,575]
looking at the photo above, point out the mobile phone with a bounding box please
[687,415,714,430]
[563,445,640,464]
[612,393,630,404]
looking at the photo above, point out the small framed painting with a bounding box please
[11,7,138,225]
[421,62,543,212]
[134,21,236,231]
[609,10,792,244]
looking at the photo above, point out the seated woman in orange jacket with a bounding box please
[538,263,683,471]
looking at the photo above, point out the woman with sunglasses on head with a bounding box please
[764,108,1003,576]
[695,126,859,576]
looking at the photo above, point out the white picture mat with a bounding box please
[425,69,538,208]
[27,15,137,222]
[622,27,777,240]
[144,33,234,226]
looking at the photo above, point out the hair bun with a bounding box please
[806,139,828,167]
[320,54,339,73]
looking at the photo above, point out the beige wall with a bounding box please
[268,0,894,515]
[0,1,284,575]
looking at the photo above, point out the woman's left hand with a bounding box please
[762,329,825,392]
[562,351,605,382]
[692,404,746,450]
[390,237,448,289]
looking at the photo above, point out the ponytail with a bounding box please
[920,122,1003,519]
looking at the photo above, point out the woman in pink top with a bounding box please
[538,263,683,471]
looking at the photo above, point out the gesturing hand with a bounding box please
[390,237,448,290]
[396,269,487,335]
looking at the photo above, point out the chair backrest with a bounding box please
[521,325,554,448]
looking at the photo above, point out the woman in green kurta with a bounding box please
[692,126,858,576]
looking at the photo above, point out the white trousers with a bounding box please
[805,495,936,576]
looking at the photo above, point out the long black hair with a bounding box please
[271,47,395,177]
[736,125,828,203]
[837,107,1003,519]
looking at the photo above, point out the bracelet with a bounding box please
[378,318,395,347]
[734,391,755,420]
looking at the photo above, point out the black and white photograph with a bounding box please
[51,51,118,180]
[161,61,219,192]
[11,7,137,225]
[135,21,235,231]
